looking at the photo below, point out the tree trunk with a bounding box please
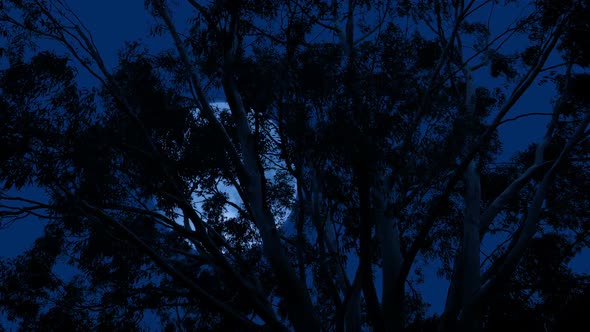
[224,75,322,331]
[459,161,481,332]
[375,182,404,332]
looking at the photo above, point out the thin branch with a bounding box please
[497,112,555,126]
[152,0,249,200]
[77,199,259,330]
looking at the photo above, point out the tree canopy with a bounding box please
[0,0,589,331]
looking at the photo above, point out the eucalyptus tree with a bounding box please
[0,0,588,331]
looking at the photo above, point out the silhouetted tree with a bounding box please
[0,0,589,331]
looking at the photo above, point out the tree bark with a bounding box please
[459,161,481,332]
[357,162,384,331]
[375,180,404,332]
[223,74,322,332]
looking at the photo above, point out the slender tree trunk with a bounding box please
[224,76,322,331]
[375,182,404,332]
[356,161,384,331]
[345,281,362,332]
[460,161,481,332]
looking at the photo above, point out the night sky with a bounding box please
[0,0,588,327]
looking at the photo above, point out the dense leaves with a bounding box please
[0,0,589,331]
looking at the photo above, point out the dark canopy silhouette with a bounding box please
[0,0,589,331]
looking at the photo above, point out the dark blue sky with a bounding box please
[1,0,587,325]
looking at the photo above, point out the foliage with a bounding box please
[0,0,589,331]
